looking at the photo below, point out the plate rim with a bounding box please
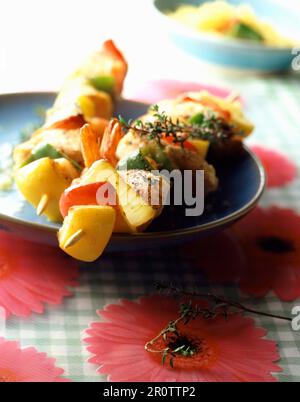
[0,91,266,241]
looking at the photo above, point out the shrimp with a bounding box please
[88,117,109,138]
[80,124,102,168]
[99,119,124,166]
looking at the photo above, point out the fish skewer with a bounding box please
[13,39,254,262]
[58,91,254,262]
[14,40,128,222]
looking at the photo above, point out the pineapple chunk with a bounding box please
[78,91,113,121]
[81,160,135,233]
[15,157,78,222]
[58,205,115,262]
[189,139,210,159]
[82,160,157,231]
[46,76,113,125]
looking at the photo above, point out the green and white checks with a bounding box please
[3,74,300,382]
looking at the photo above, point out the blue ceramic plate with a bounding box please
[0,92,265,251]
[153,0,300,72]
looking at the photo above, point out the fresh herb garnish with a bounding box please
[145,282,291,368]
[119,105,235,147]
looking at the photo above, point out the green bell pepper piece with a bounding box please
[117,149,156,171]
[21,143,82,171]
[89,75,115,95]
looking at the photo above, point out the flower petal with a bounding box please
[0,338,70,382]
[251,146,297,188]
[0,231,79,318]
[84,296,280,382]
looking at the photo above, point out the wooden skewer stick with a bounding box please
[64,229,85,249]
[225,91,240,103]
[36,194,49,216]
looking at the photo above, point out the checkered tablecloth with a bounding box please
[4,74,300,382]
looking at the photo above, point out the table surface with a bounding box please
[1,0,300,382]
[2,74,299,382]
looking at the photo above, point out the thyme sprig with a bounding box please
[118,105,235,147]
[145,283,291,368]
[156,282,292,322]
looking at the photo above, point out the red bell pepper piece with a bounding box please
[59,181,116,218]
[161,134,197,152]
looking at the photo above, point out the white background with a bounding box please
[0,0,298,95]
[0,0,192,94]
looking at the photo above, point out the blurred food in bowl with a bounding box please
[153,0,300,72]
[169,0,296,48]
